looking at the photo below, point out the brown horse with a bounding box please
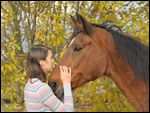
[48,13,149,112]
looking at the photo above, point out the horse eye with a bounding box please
[73,46,82,51]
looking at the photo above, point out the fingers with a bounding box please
[60,66,66,72]
[59,66,66,72]
[59,66,71,74]
[68,67,71,75]
[63,66,68,73]
[59,66,63,72]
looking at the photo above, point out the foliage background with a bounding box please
[1,1,149,112]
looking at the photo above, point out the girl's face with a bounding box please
[39,50,53,73]
[46,50,53,72]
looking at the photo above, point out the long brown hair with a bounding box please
[26,45,51,83]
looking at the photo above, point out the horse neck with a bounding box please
[104,43,149,112]
[93,29,148,111]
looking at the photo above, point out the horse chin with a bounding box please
[54,86,64,101]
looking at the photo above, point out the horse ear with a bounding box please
[70,15,77,28]
[76,13,93,36]
[70,15,77,23]
[70,15,82,31]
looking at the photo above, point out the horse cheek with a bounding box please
[98,55,107,76]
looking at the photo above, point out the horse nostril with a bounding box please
[49,82,57,91]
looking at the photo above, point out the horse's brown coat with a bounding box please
[48,14,149,112]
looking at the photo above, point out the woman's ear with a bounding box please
[39,60,45,67]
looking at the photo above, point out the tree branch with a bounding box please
[1,54,21,70]
[76,1,80,13]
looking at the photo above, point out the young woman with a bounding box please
[24,45,74,112]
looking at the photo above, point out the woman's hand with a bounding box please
[59,66,71,85]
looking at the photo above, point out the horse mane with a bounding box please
[92,22,149,86]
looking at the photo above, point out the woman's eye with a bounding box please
[73,47,82,51]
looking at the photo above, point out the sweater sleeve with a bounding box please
[37,83,74,112]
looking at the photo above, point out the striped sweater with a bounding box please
[24,78,74,112]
